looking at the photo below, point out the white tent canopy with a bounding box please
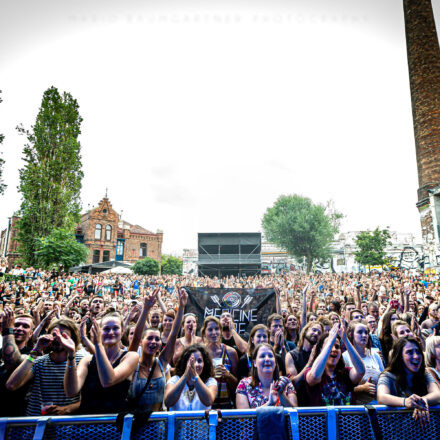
[102,266,133,274]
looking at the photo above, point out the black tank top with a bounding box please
[78,351,130,414]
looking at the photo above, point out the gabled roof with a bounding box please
[131,224,153,234]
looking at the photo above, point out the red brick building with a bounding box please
[76,197,163,265]
[0,216,21,267]
[0,198,163,267]
[404,1,440,245]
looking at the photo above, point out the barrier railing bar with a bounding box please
[208,410,218,440]
[121,414,133,440]
[167,411,175,440]
[32,417,50,440]
[327,407,337,440]
[286,408,299,440]
[0,418,7,440]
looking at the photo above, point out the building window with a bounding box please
[105,225,112,241]
[94,224,102,240]
[103,250,110,262]
[116,240,124,256]
[92,250,100,264]
[140,243,147,257]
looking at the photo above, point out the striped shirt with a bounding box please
[26,353,83,416]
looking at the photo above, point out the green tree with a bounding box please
[132,257,160,275]
[354,228,392,269]
[35,228,88,271]
[0,91,5,195]
[17,87,83,265]
[262,194,342,273]
[161,255,183,275]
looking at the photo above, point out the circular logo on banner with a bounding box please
[223,291,241,308]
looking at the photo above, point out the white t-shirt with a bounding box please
[166,376,217,411]
[342,348,384,385]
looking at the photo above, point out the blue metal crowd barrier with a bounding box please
[1,406,439,440]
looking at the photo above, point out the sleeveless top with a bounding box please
[212,344,233,408]
[128,358,166,411]
[78,352,130,414]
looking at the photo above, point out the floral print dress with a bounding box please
[236,377,295,408]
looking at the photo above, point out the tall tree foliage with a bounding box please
[262,194,342,273]
[35,228,89,271]
[354,228,392,269]
[0,91,5,195]
[17,87,83,265]
[161,255,183,275]
[132,257,160,275]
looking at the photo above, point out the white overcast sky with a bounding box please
[1,0,440,255]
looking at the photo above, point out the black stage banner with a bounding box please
[184,287,276,335]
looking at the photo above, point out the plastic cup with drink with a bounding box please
[41,402,53,415]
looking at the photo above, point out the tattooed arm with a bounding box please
[1,307,24,370]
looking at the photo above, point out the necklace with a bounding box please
[107,350,121,365]
[186,386,196,402]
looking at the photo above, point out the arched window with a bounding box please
[139,243,147,257]
[94,224,102,240]
[105,225,112,241]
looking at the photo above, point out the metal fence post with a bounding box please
[327,408,337,440]
[32,417,50,440]
[208,410,218,440]
[286,408,299,440]
[121,414,133,440]
[167,411,175,440]
[0,418,7,440]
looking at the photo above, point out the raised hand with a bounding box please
[338,319,347,340]
[144,288,159,309]
[55,330,76,355]
[184,354,196,381]
[178,287,188,307]
[2,306,15,329]
[90,318,102,345]
[275,376,290,394]
[302,285,309,296]
[327,323,340,345]
[275,329,284,346]
[268,382,278,406]
[35,333,54,353]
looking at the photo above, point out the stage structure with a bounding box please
[198,233,261,277]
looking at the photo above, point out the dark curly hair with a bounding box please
[174,343,215,383]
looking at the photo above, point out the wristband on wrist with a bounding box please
[2,328,14,336]
[193,375,199,384]
[403,398,406,408]
[68,354,75,361]
[27,355,35,363]
[30,348,41,358]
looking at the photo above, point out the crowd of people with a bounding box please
[1,262,440,427]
